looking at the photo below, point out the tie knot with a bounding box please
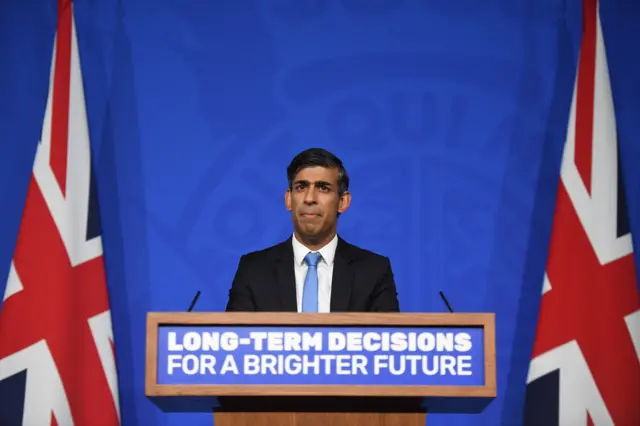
[304,252,321,267]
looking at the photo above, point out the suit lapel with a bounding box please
[273,238,298,312]
[273,235,354,312]
[330,237,354,312]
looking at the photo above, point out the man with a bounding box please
[225,148,400,312]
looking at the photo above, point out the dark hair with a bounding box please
[287,148,349,195]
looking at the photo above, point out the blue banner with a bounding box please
[156,325,485,386]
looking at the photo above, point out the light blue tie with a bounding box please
[302,252,321,312]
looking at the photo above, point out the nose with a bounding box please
[303,186,318,204]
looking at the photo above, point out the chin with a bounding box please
[295,224,320,238]
[301,226,321,236]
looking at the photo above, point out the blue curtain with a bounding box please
[0,0,638,425]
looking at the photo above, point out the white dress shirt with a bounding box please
[292,233,337,313]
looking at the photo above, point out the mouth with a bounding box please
[300,212,320,218]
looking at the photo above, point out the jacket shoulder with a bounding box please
[238,239,290,264]
[339,238,390,265]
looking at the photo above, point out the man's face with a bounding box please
[285,166,350,244]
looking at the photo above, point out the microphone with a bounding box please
[439,291,454,313]
[187,290,201,312]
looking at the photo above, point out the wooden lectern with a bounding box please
[145,312,496,426]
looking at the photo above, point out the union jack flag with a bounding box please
[523,0,640,424]
[0,1,121,425]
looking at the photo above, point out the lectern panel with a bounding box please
[145,312,496,399]
[156,324,484,387]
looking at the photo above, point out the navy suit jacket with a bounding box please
[225,236,400,312]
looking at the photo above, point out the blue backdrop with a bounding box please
[1,0,639,425]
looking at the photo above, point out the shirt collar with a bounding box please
[292,233,338,266]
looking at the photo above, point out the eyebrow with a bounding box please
[293,180,333,187]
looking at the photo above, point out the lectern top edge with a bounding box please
[146,311,495,327]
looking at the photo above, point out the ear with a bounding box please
[338,191,351,214]
[285,189,292,211]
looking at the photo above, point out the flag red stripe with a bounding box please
[532,182,640,424]
[0,1,120,424]
[50,1,72,196]
[0,175,119,424]
[574,0,598,194]
[110,338,116,366]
